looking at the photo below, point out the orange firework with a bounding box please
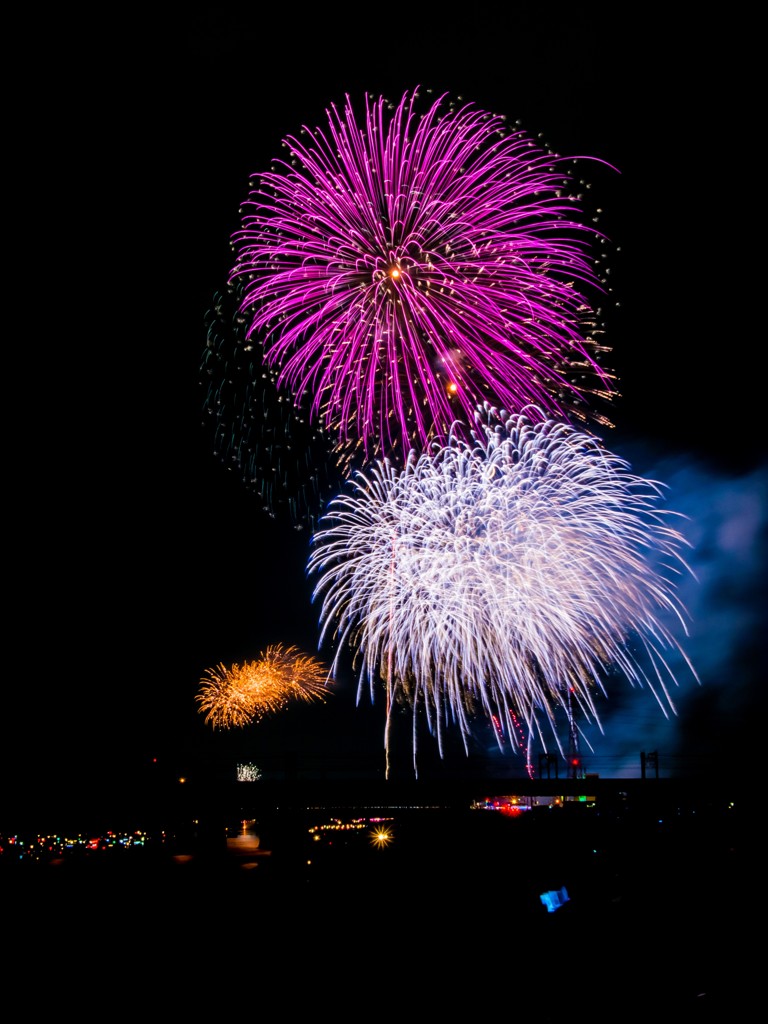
[196,644,332,729]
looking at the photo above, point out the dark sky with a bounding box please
[7,12,764,798]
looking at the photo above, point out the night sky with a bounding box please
[8,12,764,797]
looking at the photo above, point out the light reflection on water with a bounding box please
[224,819,269,869]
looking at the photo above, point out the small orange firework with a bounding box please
[196,644,332,729]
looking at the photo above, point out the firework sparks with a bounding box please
[237,763,262,782]
[230,87,617,464]
[196,644,333,729]
[200,281,355,529]
[308,405,698,776]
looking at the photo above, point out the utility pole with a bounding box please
[539,752,559,779]
[641,750,659,779]
[566,691,583,779]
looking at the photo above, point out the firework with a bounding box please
[200,281,354,529]
[230,87,617,464]
[237,763,262,782]
[308,405,698,775]
[196,644,333,729]
[195,661,260,729]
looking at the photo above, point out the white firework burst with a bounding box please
[308,404,698,776]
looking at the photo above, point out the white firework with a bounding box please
[308,404,698,776]
[237,763,262,783]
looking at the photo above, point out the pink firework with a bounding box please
[230,87,617,464]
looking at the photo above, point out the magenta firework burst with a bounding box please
[308,405,698,776]
[231,88,617,464]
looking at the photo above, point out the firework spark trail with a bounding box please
[196,644,333,729]
[200,282,353,529]
[308,405,698,776]
[230,87,617,464]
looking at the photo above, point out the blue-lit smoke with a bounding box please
[565,447,767,777]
